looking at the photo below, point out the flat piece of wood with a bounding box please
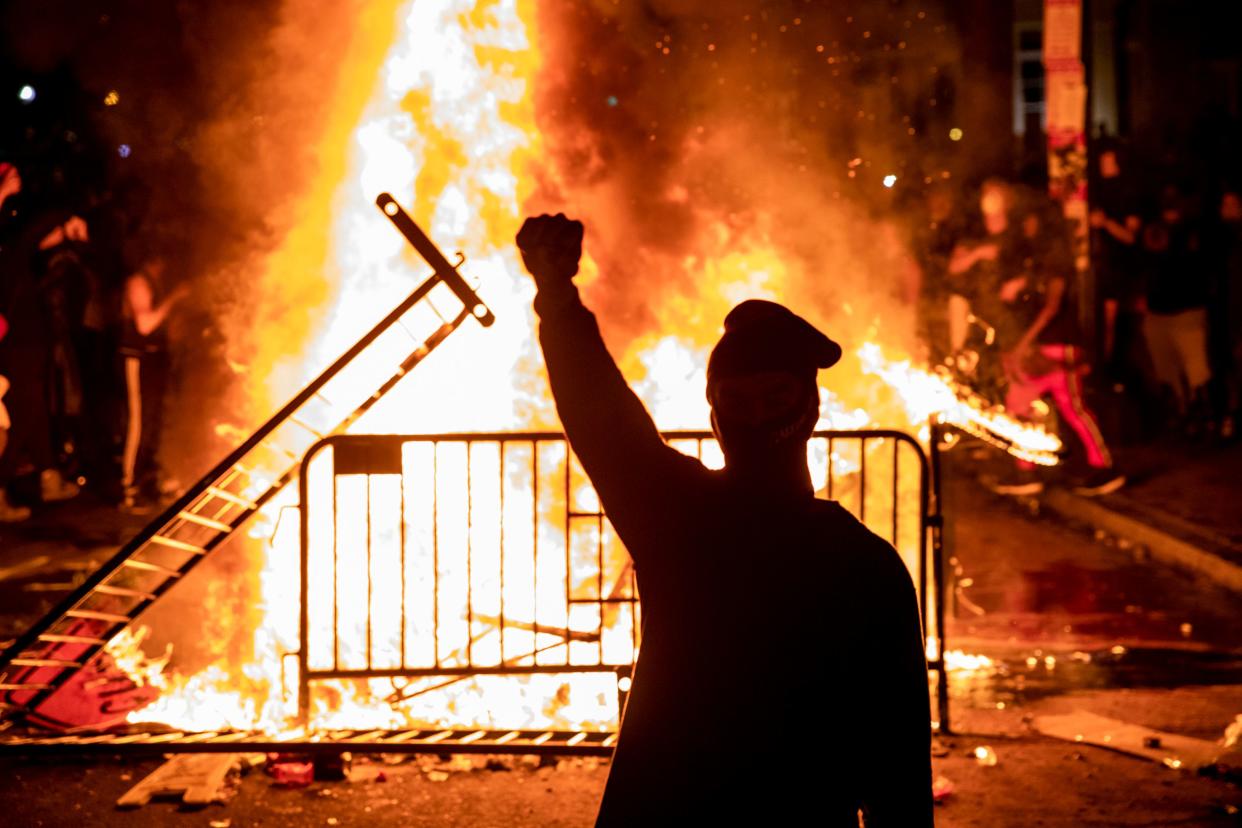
[117,753,241,807]
[1032,710,1224,770]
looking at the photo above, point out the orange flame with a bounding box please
[119,0,1058,733]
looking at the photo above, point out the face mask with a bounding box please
[711,387,819,469]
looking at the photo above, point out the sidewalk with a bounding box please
[1039,439,1242,594]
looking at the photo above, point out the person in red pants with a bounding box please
[992,193,1125,496]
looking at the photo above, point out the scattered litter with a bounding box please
[375,771,387,783]
[267,752,352,784]
[973,745,998,767]
[270,761,314,788]
[426,771,449,782]
[1033,710,1226,771]
[1180,622,1193,638]
[380,753,411,765]
[1221,714,1242,749]
[116,753,243,807]
[931,775,954,803]
[209,820,231,828]
[327,819,339,826]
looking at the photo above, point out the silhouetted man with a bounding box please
[517,214,933,826]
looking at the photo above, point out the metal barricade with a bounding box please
[297,429,949,733]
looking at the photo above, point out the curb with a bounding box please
[1041,489,1242,595]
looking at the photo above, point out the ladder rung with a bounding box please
[66,609,131,623]
[0,683,54,691]
[288,417,325,439]
[204,486,257,510]
[37,634,108,645]
[93,584,158,600]
[146,535,206,554]
[176,512,233,533]
[9,658,82,669]
[267,443,300,460]
[122,559,182,578]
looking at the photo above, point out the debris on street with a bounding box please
[1032,710,1227,771]
[116,753,243,808]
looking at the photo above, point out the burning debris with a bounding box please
[1,0,1057,742]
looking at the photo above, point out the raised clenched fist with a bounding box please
[516,213,584,288]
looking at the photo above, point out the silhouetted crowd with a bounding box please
[5,142,1242,522]
[911,146,1242,494]
[0,161,184,522]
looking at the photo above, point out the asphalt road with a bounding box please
[0,459,1239,826]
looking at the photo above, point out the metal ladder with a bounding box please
[0,194,495,722]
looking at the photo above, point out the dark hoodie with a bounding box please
[534,285,933,827]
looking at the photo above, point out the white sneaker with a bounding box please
[39,469,80,503]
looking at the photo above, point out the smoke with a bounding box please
[527,0,963,371]
[134,0,398,674]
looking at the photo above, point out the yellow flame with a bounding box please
[120,0,1059,734]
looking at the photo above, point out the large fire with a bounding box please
[111,0,1058,735]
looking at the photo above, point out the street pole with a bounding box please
[1043,0,1093,355]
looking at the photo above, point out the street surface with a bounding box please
[0,449,1239,826]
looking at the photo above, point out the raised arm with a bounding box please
[517,215,701,540]
[125,274,187,336]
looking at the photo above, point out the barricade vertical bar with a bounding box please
[297,445,313,724]
[859,436,867,523]
[891,441,900,545]
[466,442,474,668]
[365,474,373,668]
[432,446,440,667]
[399,445,407,670]
[498,441,506,664]
[332,474,340,673]
[827,435,835,499]
[563,449,571,658]
[928,421,951,733]
[532,446,540,649]
[597,508,605,664]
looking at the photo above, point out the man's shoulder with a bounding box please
[813,500,904,557]
[812,500,920,600]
